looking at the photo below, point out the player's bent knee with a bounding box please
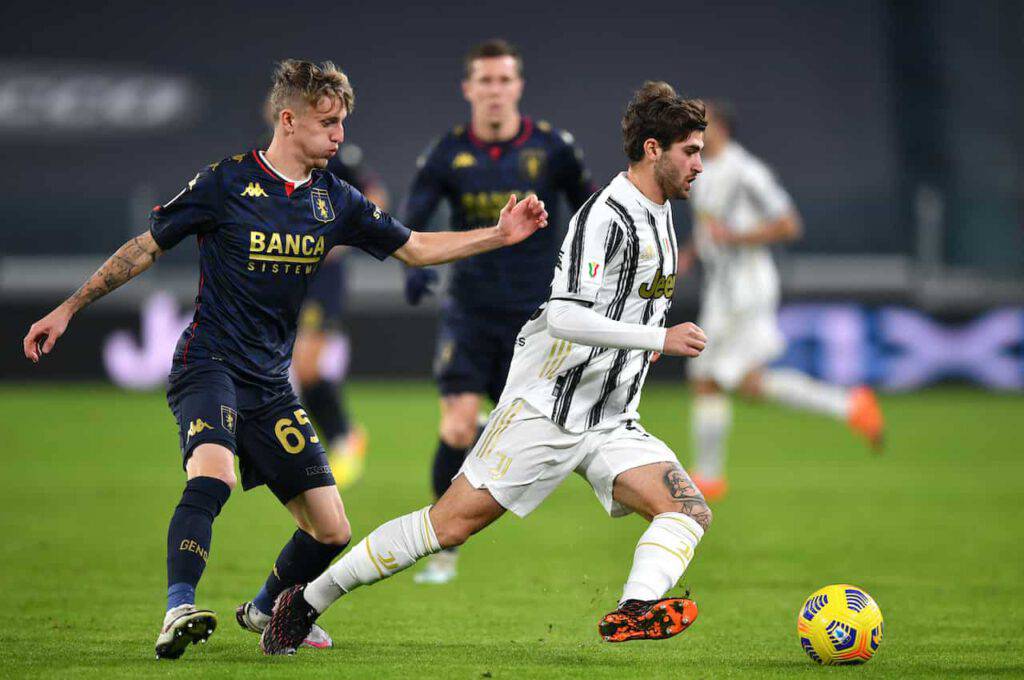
[439,420,478,449]
[432,520,472,549]
[186,444,238,490]
[309,517,352,547]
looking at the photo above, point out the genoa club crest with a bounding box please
[310,188,336,223]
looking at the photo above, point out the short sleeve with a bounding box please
[549,204,619,307]
[335,184,412,260]
[743,161,792,221]
[149,165,222,250]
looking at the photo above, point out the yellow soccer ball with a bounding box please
[797,584,884,665]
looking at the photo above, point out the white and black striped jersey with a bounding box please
[497,172,678,433]
[691,141,793,313]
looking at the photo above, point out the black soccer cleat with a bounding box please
[259,585,320,655]
[598,596,698,642]
[155,605,218,659]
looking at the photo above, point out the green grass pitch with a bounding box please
[0,383,1021,678]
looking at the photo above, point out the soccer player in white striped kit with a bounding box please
[261,82,712,651]
[683,101,884,501]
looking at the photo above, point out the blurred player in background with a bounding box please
[293,146,390,489]
[401,39,594,584]
[682,101,885,501]
[261,82,712,653]
[23,59,548,660]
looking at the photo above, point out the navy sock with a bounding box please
[253,529,347,615]
[301,380,346,442]
[431,439,471,499]
[166,476,231,611]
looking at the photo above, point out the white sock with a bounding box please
[761,368,849,419]
[303,506,441,613]
[620,512,704,604]
[691,394,731,479]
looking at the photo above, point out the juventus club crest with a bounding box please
[310,188,336,223]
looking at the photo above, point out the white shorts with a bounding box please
[689,304,785,391]
[459,399,679,518]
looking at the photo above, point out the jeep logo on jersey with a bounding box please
[638,271,676,300]
[310,188,335,222]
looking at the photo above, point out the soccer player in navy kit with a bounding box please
[402,40,593,584]
[23,59,548,660]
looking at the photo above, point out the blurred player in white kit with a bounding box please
[683,101,884,501]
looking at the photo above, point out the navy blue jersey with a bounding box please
[403,117,593,315]
[150,150,410,383]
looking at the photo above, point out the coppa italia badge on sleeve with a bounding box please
[310,188,336,222]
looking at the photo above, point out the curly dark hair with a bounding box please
[622,81,706,162]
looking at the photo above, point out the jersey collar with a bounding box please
[252,150,313,196]
[467,116,534,161]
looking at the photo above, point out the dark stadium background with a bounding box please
[1,0,1021,386]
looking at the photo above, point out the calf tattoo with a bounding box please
[663,467,712,530]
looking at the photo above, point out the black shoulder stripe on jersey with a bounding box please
[665,209,679,277]
[604,220,624,264]
[605,197,639,321]
[566,188,603,294]
[646,209,665,273]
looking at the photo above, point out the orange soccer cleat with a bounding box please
[599,597,698,643]
[847,386,885,452]
[690,473,728,502]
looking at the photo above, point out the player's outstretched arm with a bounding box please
[393,194,548,267]
[546,301,707,358]
[23,230,163,362]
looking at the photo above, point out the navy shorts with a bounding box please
[433,301,529,403]
[299,256,348,334]
[166,361,335,504]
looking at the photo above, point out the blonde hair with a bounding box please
[268,59,354,119]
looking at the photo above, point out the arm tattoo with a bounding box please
[66,233,161,311]
[663,467,712,530]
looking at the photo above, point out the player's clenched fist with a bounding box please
[661,322,707,358]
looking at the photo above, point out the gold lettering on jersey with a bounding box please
[240,182,269,198]
[452,152,477,169]
[460,190,528,225]
[638,271,676,300]
[248,229,326,266]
